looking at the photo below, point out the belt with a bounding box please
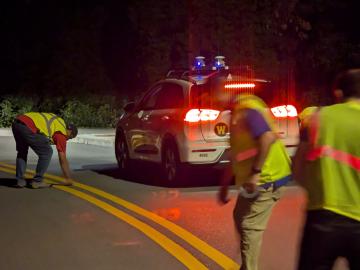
[259,175,292,190]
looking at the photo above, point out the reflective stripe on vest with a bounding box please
[39,113,66,140]
[24,112,67,143]
[307,145,360,171]
[235,148,258,162]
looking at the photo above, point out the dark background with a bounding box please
[1,0,359,107]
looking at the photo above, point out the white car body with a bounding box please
[115,69,299,183]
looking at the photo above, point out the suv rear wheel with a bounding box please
[115,132,131,176]
[162,140,186,184]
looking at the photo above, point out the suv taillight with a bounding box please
[271,105,298,118]
[184,109,220,122]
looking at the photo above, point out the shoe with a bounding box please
[31,181,52,189]
[15,179,27,188]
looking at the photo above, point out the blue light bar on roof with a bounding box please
[212,56,228,70]
[193,56,206,70]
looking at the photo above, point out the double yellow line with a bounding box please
[0,162,239,270]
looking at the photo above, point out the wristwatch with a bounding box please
[251,166,262,174]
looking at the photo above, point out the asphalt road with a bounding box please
[0,136,349,270]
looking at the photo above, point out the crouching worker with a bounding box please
[12,112,78,188]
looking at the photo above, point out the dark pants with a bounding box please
[12,121,53,182]
[298,210,360,270]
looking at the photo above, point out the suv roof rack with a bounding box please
[165,66,261,85]
[166,69,189,79]
[166,69,199,84]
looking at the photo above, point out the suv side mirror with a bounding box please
[123,102,135,112]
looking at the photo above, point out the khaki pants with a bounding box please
[233,185,284,270]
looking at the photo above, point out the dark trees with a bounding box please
[0,0,358,108]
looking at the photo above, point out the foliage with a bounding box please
[37,97,66,115]
[0,95,123,128]
[0,1,359,108]
[0,96,35,127]
[59,96,122,128]
[0,99,15,128]
[294,0,359,105]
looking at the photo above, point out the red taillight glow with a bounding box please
[271,105,298,118]
[224,83,256,89]
[184,109,220,122]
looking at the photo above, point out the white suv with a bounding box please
[115,59,299,183]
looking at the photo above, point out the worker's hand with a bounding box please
[63,179,74,186]
[242,173,260,194]
[218,185,230,205]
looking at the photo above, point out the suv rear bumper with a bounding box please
[211,148,231,168]
[179,141,231,165]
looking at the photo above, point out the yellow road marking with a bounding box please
[0,162,240,270]
[55,185,208,270]
[0,166,34,179]
[0,165,208,270]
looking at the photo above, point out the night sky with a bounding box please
[1,1,134,97]
[0,0,359,102]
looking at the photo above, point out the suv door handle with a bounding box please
[161,116,170,120]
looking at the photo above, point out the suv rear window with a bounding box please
[155,83,184,109]
[190,73,278,110]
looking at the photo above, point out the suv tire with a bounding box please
[161,140,186,185]
[115,132,131,176]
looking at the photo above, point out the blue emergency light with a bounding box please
[213,56,227,70]
[193,56,206,70]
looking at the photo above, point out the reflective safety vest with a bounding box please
[24,112,67,143]
[304,101,360,221]
[230,94,292,186]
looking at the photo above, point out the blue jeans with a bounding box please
[12,120,53,183]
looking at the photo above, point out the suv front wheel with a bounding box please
[115,132,131,176]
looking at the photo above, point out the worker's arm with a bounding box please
[243,109,277,192]
[218,165,233,204]
[244,130,277,193]
[293,117,312,186]
[218,109,276,203]
[53,133,73,185]
[58,151,73,185]
[253,131,277,172]
[292,141,310,186]
[218,130,276,204]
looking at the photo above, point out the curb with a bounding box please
[0,128,115,147]
[70,134,115,147]
[0,128,12,136]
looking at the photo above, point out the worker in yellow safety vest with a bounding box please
[218,93,292,270]
[293,69,360,269]
[12,112,78,188]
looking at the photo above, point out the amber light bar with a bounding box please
[224,83,256,89]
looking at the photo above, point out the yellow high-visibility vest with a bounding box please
[24,112,67,143]
[304,101,360,221]
[230,94,291,186]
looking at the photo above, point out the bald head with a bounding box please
[333,69,360,99]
